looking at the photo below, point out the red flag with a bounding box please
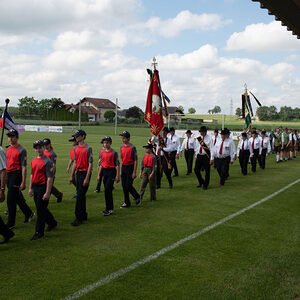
[145,70,166,136]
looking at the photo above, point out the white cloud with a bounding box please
[225,21,300,52]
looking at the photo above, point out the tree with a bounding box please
[18,96,39,116]
[279,106,294,121]
[235,107,242,117]
[104,110,116,122]
[209,105,221,114]
[188,107,196,114]
[125,106,144,119]
[177,105,184,113]
[256,105,279,121]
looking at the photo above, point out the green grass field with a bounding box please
[1,126,300,300]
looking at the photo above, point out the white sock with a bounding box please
[276,155,279,162]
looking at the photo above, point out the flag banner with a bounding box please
[145,69,167,136]
[244,95,252,129]
[161,90,171,103]
[249,91,262,107]
[0,110,18,131]
[247,95,254,116]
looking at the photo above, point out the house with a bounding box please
[66,97,120,122]
[162,106,184,124]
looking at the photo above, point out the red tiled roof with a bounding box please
[81,97,120,109]
[66,104,100,115]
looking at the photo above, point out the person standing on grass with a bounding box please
[249,130,261,173]
[237,132,250,176]
[66,136,78,199]
[281,127,289,161]
[168,127,181,177]
[97,136,120,216]
[139,143,157,202]
[0,145,15,244]
[292,129,298,158]
[68,130,93,226]
[210,129,235,187]
[287,128,297,160]
[179,129,195,175]
[29,140,57,241]
[258,131,271,170]
[43,138,63,203]
[94,139,105,193]
[5,129,34,230]
[119,131,141,208]
[273,128,282,163]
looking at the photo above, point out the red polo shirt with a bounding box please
[100,148,119,169]
[6,144,27,173]
[141,154,157,171]
[31,155,53,185]
[73,144,93,171]
[120,144,137,166]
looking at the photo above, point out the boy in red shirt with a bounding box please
[28,140,57,240]
[139,144,157,202]
[66,137,77,199]
[94,139,105,193]
[68,130,93,226]
[43,138,63,203]
[97,136,120,216]
[6,129,34,229]
[119,131,140,208]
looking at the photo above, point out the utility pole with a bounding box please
[115,98,118,135]
[230,98,233,116]
[79,99,81,129]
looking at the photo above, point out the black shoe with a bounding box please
[102,210,112,216]
[94,189,100,193]
[120,203,131,208]
[156,186,161,189]
[135,196,141,206]
[24,212,35,223]
[4,210,8,215]
[173,174,178,177]
[30,233,44,241]
[203,186,208,190]
[169,184,173,189]
[0,231,15,244]
[57,193,63,203]
[197,184,202,188]
[71,219,82,226]
[186,173,190,175]
[46,223,57,232]
[6,224,14,230]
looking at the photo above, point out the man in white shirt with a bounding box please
[212,129,220,169]
[168,127,180,177]
[249,130,262,173]
[211,129,235,186]
[0,146,15,244]
[179,129,195,175]
[237,132,251,176]
[258,130,271,169]
[194,126,213,190]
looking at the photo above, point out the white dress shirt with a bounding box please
[162,135,176,153]
[237,139,251,157]
[194,134,213,157]
[259,136,271,153]
[167,134,181,154]
[248,137,262,156]
[211,138,235,162]
[212,135,221,150]
[180,136,195,151]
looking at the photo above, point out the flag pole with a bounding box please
[1,98,10,147]
[115,98,118,135]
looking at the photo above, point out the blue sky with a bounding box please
[0,0,299,114]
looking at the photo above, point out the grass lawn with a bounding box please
[0,126,299,300]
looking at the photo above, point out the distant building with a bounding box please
[66,97,120,122]
[162,106,184,124]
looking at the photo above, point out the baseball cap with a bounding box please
[72,129,86,137]
[102,136,112,143]
[119,131,130,138]
[68,137,76,142]
[33,140,44,148]
[143,143,153,149]
[43,138,51,145]
[186,129,192,134]
[7,129,19,137]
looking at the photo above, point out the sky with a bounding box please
[0,0,300,114]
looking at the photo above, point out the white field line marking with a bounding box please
[63,178,300,300]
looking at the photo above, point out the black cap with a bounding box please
[43,138,51,145]
[261,130,266,135]
[199,126,207,132]
[186,129,192,134]
[7,129,19,137]
[143,143,153,149]
[241,132,247,137]
[214,129,218,133]
[72,129,86,137]
[163,127,169,133]
[169,127,175,132]
[102,136,112,143]
[252,130,257,135]
[119,131,130,138]
[68,137,76,142]
[33,140,44,148]
[100,139,104,144]
[221,129,227,135]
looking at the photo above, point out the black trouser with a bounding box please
[157,155,172,188]
[170,151,179,176]
[7,171,33,227]
[184,149,194,174]
[33,184,57,236]
[251,149,259,172]
[75,171,89,221]
[194,154,210,188]
[121,165,139,206]
[0,216,13,238]
[239,150,250,175]
[103,168,116,211]
[51,177,62,199]
[216,156,230,185]
[95,170,103,191]
[258,148,267,169]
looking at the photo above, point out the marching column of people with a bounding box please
[1,126,299,244]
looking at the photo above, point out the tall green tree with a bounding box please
[125,106,144,119]
[235,107,242,116]
[18,96,39,116]
[188,107,196,114]
[104,110,116,122]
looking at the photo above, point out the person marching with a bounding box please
[292,129,298,158]
[211,129,235,186]
[249,130,262,173]
[6,129,34,229]
[281,128,289,161]
[68,130,93,226]
[273,128,282,163]
[179,129,195,175]
[119,131,141,208]
[139,143,157,202]
[258,130,271,169]
[212,129,221,168]
[287,128,297,160]
[168,127,181,177]
[97,136,120,216]
[194,126,213,190]
[43,138,63,203]
[237,132,250,176]
[0,145,15,244]
[29,140,57,240]
[94,139,105,193]
[66,136,77,199]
